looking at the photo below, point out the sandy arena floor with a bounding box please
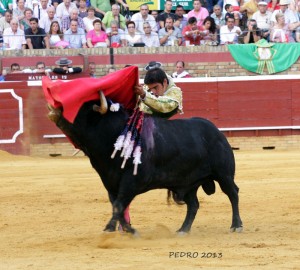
[0,149,299,270]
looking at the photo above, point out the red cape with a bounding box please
[42,66,139,123]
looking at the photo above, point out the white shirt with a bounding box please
[3,27,26,49]
[142,32,160,47]
[33,5,49,21]
[56,2,77,19]
[83,17,97,32]
[39,16,60,33]
[220,25,241,44]
[131,12,157,34]
[252,11,272,29]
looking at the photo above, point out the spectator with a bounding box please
[268,0,280,12]
[10,63,23,73]
[123,20,142,46]
[32,61,51,74]
[239,0,259,20]
[107,65,116,74]
[271,0,300,31]
[142,21,160,47]
[174,5,188,32]
[90,0,110,19]
[200,16,218,45]
[220,16,241,44]
[106,20,126,47]
[157,0,176,29]
[39,6,60,33]
[243,18,261,43]
[55,0,77,20]
[0,0,13,16]
[83,6,98,32]
[48,20,69,48]
[64,19,87,48]
[61,8,85,32]
[20,7,33,31]
[13,0,26,22]
[86,18,109,47]
[0,10,13,35]
[33,0,49,21]
[102,4,126,30]
[78,0,88,18]
[224,4,240,26]
[182,16,202,45]
[211,4,226,30]
[270,13,294,42]
[31,0,39,12]
[88,61,96,77]
[187,0,209,27]
[151,9,160,31]
[25,17,50,49]
[172,61,192,78]
[159,16,182,46]
[3,18,26,49]
[252,1,272,41]
[131,4,157,34]
[53,57,82,74]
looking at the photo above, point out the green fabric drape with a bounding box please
[228,43,300,74]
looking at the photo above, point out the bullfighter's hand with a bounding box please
[134,85,146,99]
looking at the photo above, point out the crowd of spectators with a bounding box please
[1,0,300,50]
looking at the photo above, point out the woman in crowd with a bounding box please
[200,16,217,45]
[270,13,294,43]
[86,19,110,48]
[123,21,142,46]
[13,0,26,22]
[20,8,33,31]
[48,21,69,49]
[83,6,98,32]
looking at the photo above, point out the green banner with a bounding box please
[228,42,300,74]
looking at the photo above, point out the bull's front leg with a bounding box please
[103,193,135,234]
[103,193,118,232]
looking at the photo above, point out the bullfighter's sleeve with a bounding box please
[140,86,183,114]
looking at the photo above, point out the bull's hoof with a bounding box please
[176,231,188,237]
[230,226,243,233]
[103,224,116,232]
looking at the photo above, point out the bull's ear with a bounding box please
[93,91,108,114]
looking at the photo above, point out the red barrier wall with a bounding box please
[1,77,300,155]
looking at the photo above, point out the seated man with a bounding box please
[220,16,241,44]
[53,57,82,74]
[32,61,52,74]
[25,17,50,49]
[134,66,183,118]
[3,18,26,50]
[64,19,87,48]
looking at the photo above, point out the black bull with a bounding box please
[48,97,243,234]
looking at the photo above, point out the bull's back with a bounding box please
[143,116,234,182]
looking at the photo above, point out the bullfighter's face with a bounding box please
[147,78,168,97]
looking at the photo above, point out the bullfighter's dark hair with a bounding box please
[144,68,169,85]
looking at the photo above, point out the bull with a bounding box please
[46,91,243,235]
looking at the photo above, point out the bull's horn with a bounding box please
[93,91,108,114]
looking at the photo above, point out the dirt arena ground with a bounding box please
[0,149,299,270]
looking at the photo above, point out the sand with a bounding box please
[0,149,299,270]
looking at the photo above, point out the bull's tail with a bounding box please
[167,190,185,205]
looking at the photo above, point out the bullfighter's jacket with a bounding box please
[139,75,183,118]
